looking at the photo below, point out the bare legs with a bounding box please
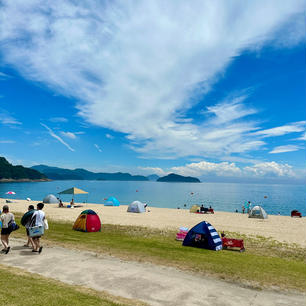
[1,234,10,252]
[32,237,41,252]
[25,236,35,249]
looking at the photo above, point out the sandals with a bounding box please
[5,247,10,254]
[32,247,43,254]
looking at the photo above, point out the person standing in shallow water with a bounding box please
[31,203,45,254]
[0,205,15,254]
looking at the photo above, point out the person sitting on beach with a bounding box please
[58,199,64,208]
[200,205,208,213]
[24,205,35,249]
[70,199,74,207]
[0,205,15,254]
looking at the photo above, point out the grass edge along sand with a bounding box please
[0,264,147,306]
[12,215,306,293]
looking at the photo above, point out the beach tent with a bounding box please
[248,205,268,219]
[73,209,101,232]
[104,196,120,206]
[183,221,223,251]
[43,194,59,204]
[190,205,200,213]
[127,201,146,213]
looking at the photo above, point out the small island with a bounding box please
[157,173,200,183]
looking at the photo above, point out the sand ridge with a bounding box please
[1,199,306,247]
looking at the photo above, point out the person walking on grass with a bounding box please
[0,205,14,254]
[24,205,35,249]
[31,203,45,254]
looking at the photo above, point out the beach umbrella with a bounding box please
[6,191,16,195]
[58,187,88,202]
[58,187,88,195]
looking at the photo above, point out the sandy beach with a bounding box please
[1,198,306,247]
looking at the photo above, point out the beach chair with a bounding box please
[221,233,245,252]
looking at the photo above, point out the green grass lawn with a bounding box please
[12,216,306,292]
[0,265,145,306]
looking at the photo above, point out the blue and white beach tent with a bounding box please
[104,196,120,206]
[183,221,223,251]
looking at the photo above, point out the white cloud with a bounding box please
[0,1,305,158]
[60,131,77,139]
[172,161,242,177]
[105,133,114,139]
[0,72,10,80]
[94,144,102,152]
[147,160,299,179]
[0,109,21,126]
[49,117,68,123]
[138,167,167,176]
[41,123,75,151]
[254,121,306,138]
[0,140,15,144]
[296,132,306,141]
[269,145,301,154]
[244,161,295,177]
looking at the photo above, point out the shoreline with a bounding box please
[0,178,50,183]
[1,198,305,247]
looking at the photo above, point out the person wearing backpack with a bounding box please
[0,205,15,254]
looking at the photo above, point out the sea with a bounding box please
[0,180,305,216]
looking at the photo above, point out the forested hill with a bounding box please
[31,164,149,181]
[157,173,200,183]
[0,157,47,181]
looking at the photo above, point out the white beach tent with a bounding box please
[127,201,146,213]
[43,194,59,204]
[248,205,268,219]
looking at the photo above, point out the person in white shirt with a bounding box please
[31,203,45,253]
[0,205,14,254]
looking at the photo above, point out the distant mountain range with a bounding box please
[30,166,200,182]
[31,165,151,181]
[0,157,47,181]
[157,173,200,183]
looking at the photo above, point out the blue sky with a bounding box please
[0,1,305,182]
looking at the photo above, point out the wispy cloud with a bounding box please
[254,121,306,138]
[105,134,114,139]
[0,1,305,158]
[49,117,68,123]
[269,145,301,154]
[40,123,75,151]
[60,131,77,139]
[296,132,306,141]
[0,140,15,144]
[0,71,11,80]
[0,109,21,126]
[94,144,102,152]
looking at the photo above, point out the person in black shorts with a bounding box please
[0,205,15,254]
[24,205,35,248]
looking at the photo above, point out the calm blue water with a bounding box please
[0,180,305,216]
